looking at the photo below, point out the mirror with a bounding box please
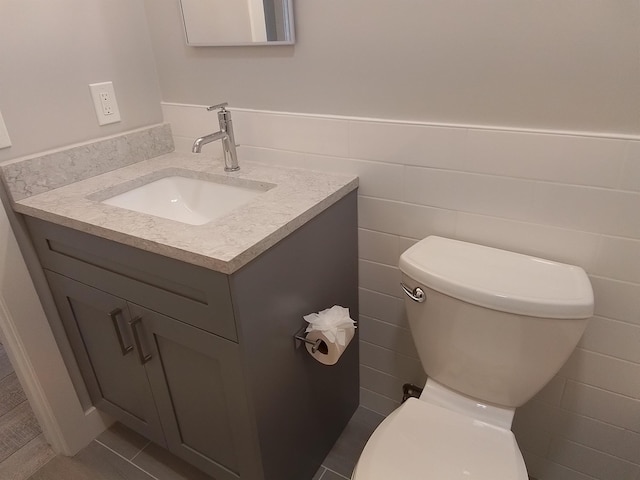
[179,0,295,46]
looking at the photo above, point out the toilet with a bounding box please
[352,236,594,480]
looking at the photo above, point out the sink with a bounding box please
[102,176,266,225]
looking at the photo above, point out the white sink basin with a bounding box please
[102,176,266,225]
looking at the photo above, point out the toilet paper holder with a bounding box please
[294,326,323,353]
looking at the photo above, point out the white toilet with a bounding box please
[352,236,594,480]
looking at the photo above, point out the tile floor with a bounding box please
[0,344,56,479]
[26,406,384,480]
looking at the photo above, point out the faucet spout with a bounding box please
[192,131,227,153]
[191,103,240,172]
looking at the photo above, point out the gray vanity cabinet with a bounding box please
[128,303,254,480]
[46,271,254,480]
[46,272,166,447]
[22,191,358,480]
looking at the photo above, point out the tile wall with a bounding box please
[163,103,640,480]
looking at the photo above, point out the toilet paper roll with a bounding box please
[305,326,355,365]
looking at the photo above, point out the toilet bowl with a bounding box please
[352,236,593,480]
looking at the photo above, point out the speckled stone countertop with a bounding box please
[12,152,358,274]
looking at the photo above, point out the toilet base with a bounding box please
[420,378,516,429]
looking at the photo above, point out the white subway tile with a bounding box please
[592,236,640,284]
[513,400,560,456]
[464,129,627,187]
[358,315,418,359]
[579,316,640,364]
[531,183,640,238]
[397,237,418,255]
[404,167,536,221]
[561,381,640,433]
[302,154,404,201]
[357,197,457,239]
[548,438,638,480]
[455,213,599,268]
[560,349,640,399]
[531,375,567,406]
[359,340,425,386]
[589,276,640,326]
[360,387,400,417]
[238,145,311,168]
[360,365,404,402]
[619,141,640,192]
[558,410,640,464]
[358,229,401,266]
[359,259,402,298]
[521,451,545,479]
[232,110,349,157]
[349,121,467,169]
[171,135,195,154]
[358,288,407,327]
[532,460,601,480]
[161,103,211,137]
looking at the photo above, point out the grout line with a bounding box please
[358,194,640,242]
[359,339,420,361]
[316,466,326,479]
[163,101,640,141]
[589,273,640,288]
[130,440,152,462]
[359,314,413,333]
[323,466,351,479]
[94,439,160,480]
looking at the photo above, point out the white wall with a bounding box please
[144,0,640,135]
[0,0,164,454]
[164,103,640,480]
[0,0,163,161]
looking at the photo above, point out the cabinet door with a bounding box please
[46,272,166,446]
[127,304,261,480]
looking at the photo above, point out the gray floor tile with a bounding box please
[0,401,42,463]
[321,406,384,478]
[95,422,149,461]
[29,441,155,480]
[322,469,350,480]
[0,374,27,417]
[131,442,213,480]
[313,466,326,480]
[0,345,14,381]
[0,433,55,480]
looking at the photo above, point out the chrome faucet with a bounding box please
[192,103,239,172]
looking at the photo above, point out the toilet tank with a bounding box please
[398,237,594,408]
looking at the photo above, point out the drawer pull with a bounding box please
[109,309,133,355]
[130,316,152,365]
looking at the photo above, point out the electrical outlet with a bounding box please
[0,109,11,149]
[89,81,121,126]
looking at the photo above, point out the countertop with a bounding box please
[12,152,358,274]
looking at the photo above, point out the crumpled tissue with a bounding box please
[304,305,357,346]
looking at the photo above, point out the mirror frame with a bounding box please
[179,0,295,47]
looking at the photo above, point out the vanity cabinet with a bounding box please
[22,191,359,480]
[46,272,248,480]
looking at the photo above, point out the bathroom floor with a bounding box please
[20,406,384,480]
[0,343,55,479]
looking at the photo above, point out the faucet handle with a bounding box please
[207,102,229,112]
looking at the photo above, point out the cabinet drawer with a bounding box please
[25,217,237,342]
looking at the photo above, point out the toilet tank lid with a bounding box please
[399,236,594,319]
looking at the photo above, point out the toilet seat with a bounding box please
[352,398,528,480]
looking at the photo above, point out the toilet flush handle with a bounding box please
[400,283,426,303]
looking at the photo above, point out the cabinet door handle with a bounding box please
[129,316,152,365]
[109,308,133,355]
